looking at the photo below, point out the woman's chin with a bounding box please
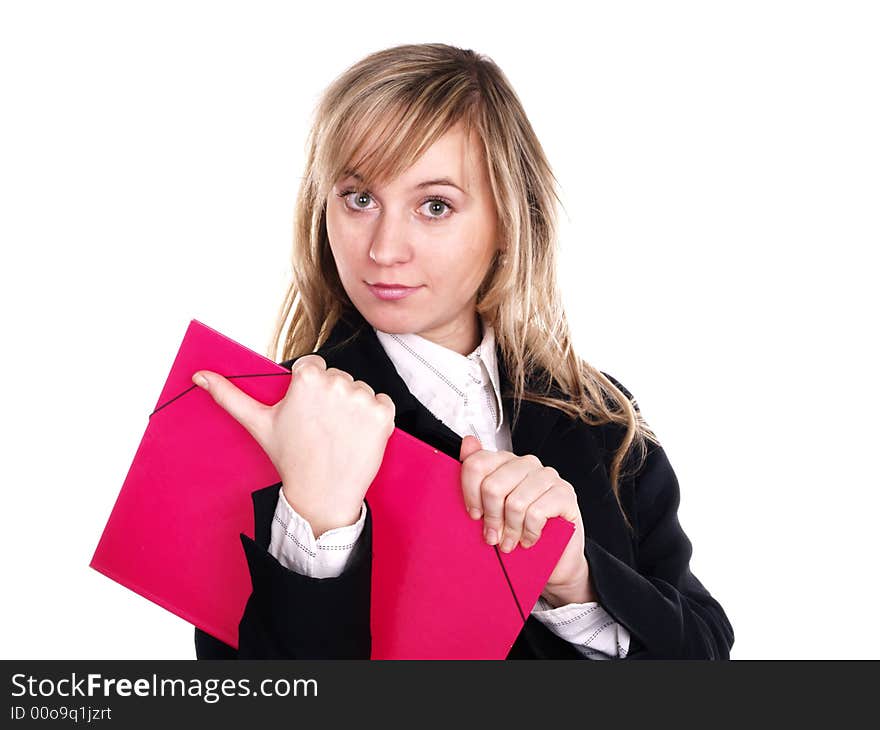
[356,303,420,334]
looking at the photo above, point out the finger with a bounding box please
[374,392,396,420]
[459,435,482,463]
[287,355,328,397]
[474,453,533,545]
[374,391,393,408]
[459,448,512,525]
[459,436,484,519]
[375,393,396,437]
[326,367,354,382]
[354,379,375,397]
[498,466,558,553]
[192,369,270,443]
[521,482,580,548]
[289,354,327,376]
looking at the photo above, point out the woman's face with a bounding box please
[325,120,500,355]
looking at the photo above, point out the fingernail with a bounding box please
[500,538,515,553]
[485,527,498,545]
[468,507,483,520]
[193,373,209,389]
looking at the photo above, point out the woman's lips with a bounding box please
[366,283,423,301]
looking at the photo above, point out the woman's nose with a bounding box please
[369,213,414,265]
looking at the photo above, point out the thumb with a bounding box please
[192,370,269,442]
[460,434,483,462]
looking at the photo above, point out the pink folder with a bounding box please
[90,319,575,659]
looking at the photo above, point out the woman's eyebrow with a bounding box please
[415,177,467,194]
[343,170,467,195]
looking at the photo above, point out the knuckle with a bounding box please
[375,400,392,418]
[481,474,505,498]
[292,354,325,371]
[350,389,372,408]
[461,457,480,480]
[327,367,354,381]
[294,361,320,381]
[555,480,575,498]
[523,454,542,468]
[376,392,395,413]
[527,504,547,523]
[505,496,528,515]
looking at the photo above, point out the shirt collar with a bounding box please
[373,316,505,433]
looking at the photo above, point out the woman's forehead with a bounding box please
[339,121,483,193]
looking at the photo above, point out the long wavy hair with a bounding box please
[267,42,658,533]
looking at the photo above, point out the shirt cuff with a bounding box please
[531,596,631,659]
[267,487,367,578]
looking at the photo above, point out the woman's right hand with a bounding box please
[192,354,396,537]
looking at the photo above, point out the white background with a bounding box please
[2,1,877,659]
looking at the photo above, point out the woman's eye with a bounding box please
[337,189,375,210]
[420,199,453,220]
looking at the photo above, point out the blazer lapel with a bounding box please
[496,349,562,459]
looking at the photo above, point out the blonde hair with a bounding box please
[268,43,658,533]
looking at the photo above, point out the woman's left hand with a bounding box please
[459,435,597,605]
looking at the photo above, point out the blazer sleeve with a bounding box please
[587,373,735,659]
[195,481,373,659]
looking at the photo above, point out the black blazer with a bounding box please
[194,309,734,660]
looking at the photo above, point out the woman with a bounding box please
[190,43,734,659]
